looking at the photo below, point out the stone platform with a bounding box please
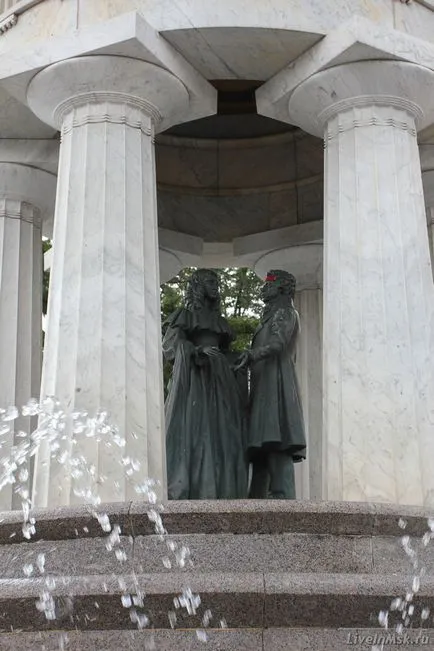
[0,500,434,650]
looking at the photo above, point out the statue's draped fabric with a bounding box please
[163,307,248,499]
[248,306,306,460]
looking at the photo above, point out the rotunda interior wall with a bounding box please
[155,129,323,242]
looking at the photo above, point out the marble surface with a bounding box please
[0,163,55,510]
[322,101,434,505]
[0,139,59,236]
[155,130,323,242]
[294,289,323,500]
[254,244,323,292]
[0,1,434,141]
[258,58,434,506]
[33,98,166,507]
[287,61,434,137]
[256,17,434,129]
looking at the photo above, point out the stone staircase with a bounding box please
[0,500,433,650]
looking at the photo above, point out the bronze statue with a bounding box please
[235,270,306,499]
[163,269,248,500]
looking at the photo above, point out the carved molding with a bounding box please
[0,11,16,33]
[319,95,423,128]
[324,117,417,145]
[0,199,41,227]
[56,92,162,127]
[62,114,153,138]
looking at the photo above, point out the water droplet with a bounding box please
[23,563,33,577]
[36,554,45,574]
[378,610,388,627]
[21,399,40,417]
[115,549,127,562]
[3,406,18,422]
[121,595,132,608]
[196,630,208,642]
[168,611,177,628]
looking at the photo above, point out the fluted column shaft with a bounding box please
[428,208,434,269]
[0,162,56,509]
[258,60,434,505]
[0,201,41,509]
[34,99,165,506]
[293,288,323,500]
[26,55,196,507]
[420,148,434,278]
[322,101,434,504]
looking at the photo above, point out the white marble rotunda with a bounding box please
[0,0,433,507]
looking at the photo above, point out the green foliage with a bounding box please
[42,239,52,317]
[161,267,263,395]
[42,254,263,395]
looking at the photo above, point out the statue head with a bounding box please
[185,269,221,311]
[261,269,296,303]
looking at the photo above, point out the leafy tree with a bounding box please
[42,253,263,395]
[42,239,52,317]
[161,267,263,395]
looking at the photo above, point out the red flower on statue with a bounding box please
[265,274,277,282]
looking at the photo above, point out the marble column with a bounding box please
[428,207,434,271]
[420,145,434,277]
[159,249,182,285]
[254,244,323,500]
[0,163,55,509]
[26,56,195,506]
[286,61,434,505]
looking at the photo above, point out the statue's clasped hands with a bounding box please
[197,345,220,357]
[233,350,252,372]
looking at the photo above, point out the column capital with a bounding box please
[253,244,323,291]
[26,55,192,134]
[263,61,434,138]
[0,163,56,228]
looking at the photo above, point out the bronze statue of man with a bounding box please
[163,269,248,500]
[235,270,306,499]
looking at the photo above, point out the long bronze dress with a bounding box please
[163,306,248,500]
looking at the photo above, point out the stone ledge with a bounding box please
[1,627,433,651]
[0,629,263,651]
[0,500,431,544]
[0,572,432,631]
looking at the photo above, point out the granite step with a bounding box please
[0,572,433,631]
[0,499,432,648]
[1,628,434,651]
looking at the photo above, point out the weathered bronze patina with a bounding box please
[235,270,306,499]
[163,269,248,500]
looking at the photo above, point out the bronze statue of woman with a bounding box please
[163,269,248,500]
